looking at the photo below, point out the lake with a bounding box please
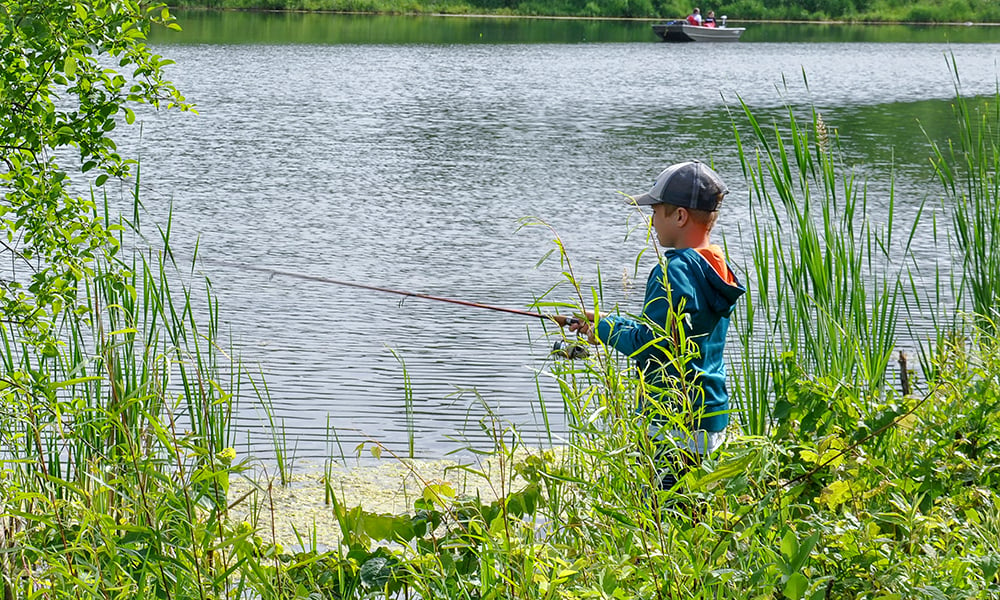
[117,11,1000,462]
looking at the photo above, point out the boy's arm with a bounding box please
[554,310,649,350]
[595,264,669,357]
[596,314,655,356]
[598,260,697,360]
[555,258,699,353]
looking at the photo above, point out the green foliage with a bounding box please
[287,308,1000,599]
[1,0,188,335]
[0,2,276,597]
[165,0,1000,21]
[928,71,1000,329]
[0,207,265,597]
[0,174,274,596]
[729,91,913,438]
[714,0,768,19]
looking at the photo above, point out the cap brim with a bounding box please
[627,192,658,206]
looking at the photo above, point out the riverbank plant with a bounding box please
[0,188,274,597]
[929,65,1000,333]
[1,2,277,597]
[728,92,916,436]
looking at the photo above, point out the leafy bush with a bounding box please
[716,0,769,20]
[906,4,944,21]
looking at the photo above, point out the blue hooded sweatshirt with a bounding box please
[595,246,745,432]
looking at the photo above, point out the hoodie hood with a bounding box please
[685,246,746,316]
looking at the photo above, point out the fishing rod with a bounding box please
[211,261,590,357]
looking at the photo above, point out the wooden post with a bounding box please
[898,351,910,396]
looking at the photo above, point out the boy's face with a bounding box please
[650,203,683,247]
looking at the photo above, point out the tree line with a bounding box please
[166,0,1000,24]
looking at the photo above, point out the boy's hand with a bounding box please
[549,315,572,327]
[555,311,599,345]
[551,312,594,327]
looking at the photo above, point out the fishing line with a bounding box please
[199,259,591,358]
[99,176,590,356]
[225,262,560,321]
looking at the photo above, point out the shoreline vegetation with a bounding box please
[5,0,1000,598]
[167,6,1000,27]
[164,0,1000,25]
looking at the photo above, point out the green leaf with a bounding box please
[422,482,455,505]
[789,531,821,574]
[360,556,393,588]
[593,503,636,527]
[780,530,800,565]
[690,454,754,490]
[361,514,394,540]
[107,327,137,336]
[978,555,1000,584]
[816,480,852,510]
[773,398,793,420]
[49,376,102,389]
[783,572,808,600]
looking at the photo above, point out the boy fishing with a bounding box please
[556,160,745,489]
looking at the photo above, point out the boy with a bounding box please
[558,160,745,489]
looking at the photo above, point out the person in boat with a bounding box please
[557,161,745,490]
[703,10,717,27]
[686,7,703,26]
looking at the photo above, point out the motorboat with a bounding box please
[652,18,745,42]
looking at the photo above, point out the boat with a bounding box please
[652,19,745,43]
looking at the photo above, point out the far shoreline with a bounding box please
[164,7,1000,27]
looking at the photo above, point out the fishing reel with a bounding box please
[551,316,590,359]
[551,339,590,359]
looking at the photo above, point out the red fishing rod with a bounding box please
[218,261,589,357]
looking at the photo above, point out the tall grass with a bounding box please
[928,64,1000,332]
[0,182,271,597]
[728,95,919,436]
[258,373,294,486]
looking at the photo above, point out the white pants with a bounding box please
[651,426,727,457]
[650,428,726,490]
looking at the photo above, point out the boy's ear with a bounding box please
[675,207,690,226]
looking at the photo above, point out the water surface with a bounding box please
[114,12,1000,461]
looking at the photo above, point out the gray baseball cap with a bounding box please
[630,160,729,211]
